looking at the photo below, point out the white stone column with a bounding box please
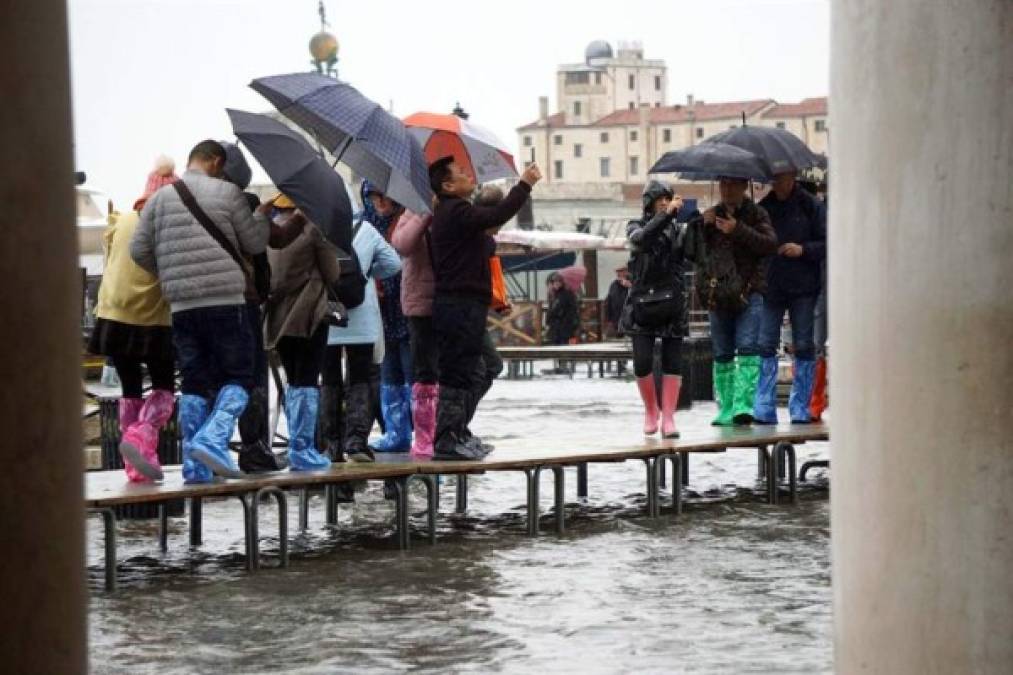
[0,0,86,672]
[831,1,1012,672]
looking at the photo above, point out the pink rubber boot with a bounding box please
[409,383,438,459]
[119,398,143,436]
[660,375,682,439]
[119,389,175,482]
[636,376,660,435]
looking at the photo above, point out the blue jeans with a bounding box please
[759,293,817,361]
[709,293,764,363]
[172,304,255,396]
[381,337,414,387]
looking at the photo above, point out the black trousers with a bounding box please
[112,355,176,399]
[631,334,683,378]
[433,296,488,391]
[408,316,439,385]
[276,325,329,387]
[321,343,374,387]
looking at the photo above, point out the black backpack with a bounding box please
[332,220,368,309]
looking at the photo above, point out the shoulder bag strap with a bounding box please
[173,180,250,280]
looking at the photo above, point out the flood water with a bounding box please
[87,375,832,674]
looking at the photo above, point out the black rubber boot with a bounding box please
[344,383,375,463]
[317,384,346,463]
[462,379,495,452]
[238,386,286,474]
[434,386,490,461]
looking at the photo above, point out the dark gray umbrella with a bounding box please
[226,108,352,252]
[704,126,822,174]
[649,142,772,181]
[250,73,432,214]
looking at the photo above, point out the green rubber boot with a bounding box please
[733,355,761,425]
[711,360,736,426]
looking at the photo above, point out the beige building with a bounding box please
[518,41,828,189]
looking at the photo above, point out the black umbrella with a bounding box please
[703,125,822,174]
[649,142,772,181]
[250,73,432,214]
[226,108,352,252]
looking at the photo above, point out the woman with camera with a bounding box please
[620,181,689,438]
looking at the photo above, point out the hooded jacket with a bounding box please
[758,184,826,297]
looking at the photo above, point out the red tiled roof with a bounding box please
[517,112,566,131]
[763,97,827,118]
[595,99,775,126]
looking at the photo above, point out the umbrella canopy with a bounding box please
[704,125,823,174]
[555,265,587,292]
[226,108,353,252]
[403,112,517,183]
[649,142,772,182]
[250,73,432,214]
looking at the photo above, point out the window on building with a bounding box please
[554,160,563,179]
[564,71,590,85]
[553,134,562,145]
[628,102,635,110]
[574,143,583,158]
[815,119,827,132]
[628,74,635,90]
[600,157,611,178]
[594,72,602,85]
[630,130,638,142]
[573,101,581,117]
[776,121,786,130]
[663,128,672,143]
[696,127,704,139]
[654,75,662,91]
[600,132,609,143]
[523,135,532,147]
[629,156,639,176]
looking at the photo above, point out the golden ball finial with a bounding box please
[309,31,338,62]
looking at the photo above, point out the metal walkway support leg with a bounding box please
[189,497,203,546]
[250,486,289,570]
[659,458,667,489]
[89,508,117,592]
[651,454,683,518]
[325,484,338,526]
[237,494,255,571]
[525,468,541,536]
[576,462,588,500]
[299,488,309,531]
[158,503,169,553]
[544,466,565,534]
[393,476,411,550]
[799,459,830,482]
[757,446,768,480]
[455,474,468,513]
[767,442,798,505]
[681,452,689,487]
[642,458,658,517]
[410,475,439,545]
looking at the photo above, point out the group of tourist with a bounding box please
[91,137,823,487]
[619,172,827,439]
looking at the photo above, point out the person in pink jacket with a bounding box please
[390,210,438,457]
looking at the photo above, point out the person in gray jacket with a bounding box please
[131,139,271,482]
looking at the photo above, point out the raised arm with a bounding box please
[364,224,402,281]
[459,181,532,232]
[731,206,778,256]
[627,211,674,249]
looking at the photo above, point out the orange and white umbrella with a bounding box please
[403,112,517,183]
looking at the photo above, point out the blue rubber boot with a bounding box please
[753,356,780,425]
[180,394,214,484]
[368,384,412,452]
[789,359,816,423]
[286,387,332,471]
[190,384,246,479]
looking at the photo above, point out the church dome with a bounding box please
[585,40,613,63]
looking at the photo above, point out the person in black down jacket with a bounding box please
[620,181,688,438]
[546,273,580,345]
[753,171,827,425]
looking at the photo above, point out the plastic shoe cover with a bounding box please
[636,376,660,435]
[732,355,761,425]
[711,361,736,426]
[410,383,438,459]
[190,385,247,479]
[809,357,828,421]
[118,398,143,436]
[286,387,332,471]
[789,359,816,423]
[180,394,214,484]
[752,356,780,425]
[660,375,681,439]
[119,389,174,482]
[369,384,413,452]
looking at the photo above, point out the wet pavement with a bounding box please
[88,376,831,674]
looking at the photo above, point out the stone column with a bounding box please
[0,0,86,672]
[831,1,1012,672]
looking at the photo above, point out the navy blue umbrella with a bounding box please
[226,108,353,252]
[649,142,772,181]
[704,126,822,174]
[250,73,432,214]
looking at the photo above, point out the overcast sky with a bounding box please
[68,0,828,207]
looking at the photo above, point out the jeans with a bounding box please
[381,337,414,387]
[814,287,828,354]
[433,296,488,390]
[277,325,329,387]
[409,316,439,384]
[247,302,269,389]
[709,293,763,363]
[172,304,254,396]
[759,293,817,362]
